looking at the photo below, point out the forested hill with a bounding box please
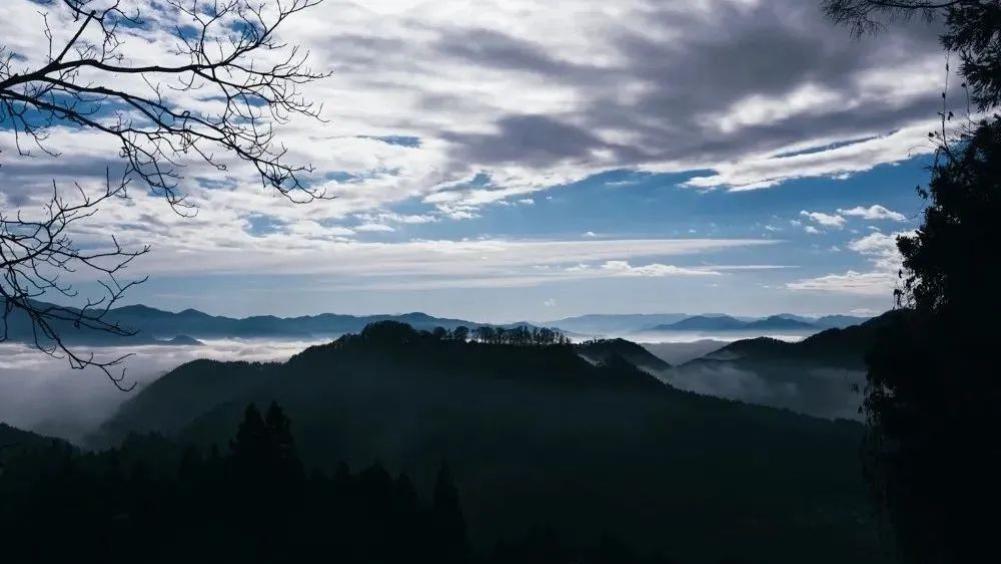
[577,338,672,372]
[0,423,71,453]
[94,321,886,564]
[653,311,912,420]
[700,309,911,367]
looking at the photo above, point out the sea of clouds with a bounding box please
[0,339,327,444]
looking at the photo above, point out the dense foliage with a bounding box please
[864,119,1001,563]
[823,3,1001,561]
[0,404,674,564]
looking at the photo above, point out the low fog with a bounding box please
[654,363,866,421]
[2,331,864,446]
[0,339,327,444]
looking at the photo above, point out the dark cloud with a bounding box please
[444,114,636,166]
[423,0,949,176]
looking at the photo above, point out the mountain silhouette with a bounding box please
[702,310,909,366]
[743,315,818,331]
[0,298,545,346]
[577,338,671,372]
[659,311,911,419]
[649,315,749,332]
[93,321,883,564]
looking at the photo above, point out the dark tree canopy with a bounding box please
[825,2,1001,562]
[0,0,328,385]
[863,117,1000,564]
[0,404,677,564]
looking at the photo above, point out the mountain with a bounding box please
[648,314,852,333]
[0,299,539,346]
[158,335,203,346]
[814,314,872,329]
[576,338,671,372]
[3,298,873,345]
[775,313,871,329]
[0,423,72,457]
[649,314,750,332]
[743,315,819,331]
[94,321,884,564]
[640,339,728,365]
[704,310,908,366]
[659,311,910,420]
[544,313,690,335]
[774,313,815,324]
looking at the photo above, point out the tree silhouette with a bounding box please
[823,1,1001,109]
[432,462,470,564]
[452,325,470,341]
[863,117,1000,564]
[826,2,1001,562]
[0,0,328,385]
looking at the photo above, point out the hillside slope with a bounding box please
[96,322,884,564]
[659,311,911,419]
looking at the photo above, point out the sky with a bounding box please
[0,0,958,322]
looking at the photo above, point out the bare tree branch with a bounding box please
[0,0,328,386]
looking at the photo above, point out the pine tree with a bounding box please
[432,462,469,564]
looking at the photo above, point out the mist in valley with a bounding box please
[1,327,865,447]
[0,339,325,444]
[652,363,865,421]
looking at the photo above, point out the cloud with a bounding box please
[848,230,912,270]
[0,339,319,443]
[786,270,896,295]
[800,210,846,229]
[101,236,781,292]
[682,123,942,191]
[599,260,723,277]
[787,230,914,295]
[838,204,908,221]
[0,0,949,317]
[1,0,953,230]
[355,223,396,232]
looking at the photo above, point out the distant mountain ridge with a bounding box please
[654,310,911,420]
[646,313,868,334]
[699,310,909,367]
[546,312,871,336]
[0,299,543,347]
[1,298,875,347]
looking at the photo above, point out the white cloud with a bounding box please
[711,83,843,134]
[683,123,941,191]
[115,237,781,290]
[599,260,723,277]
[804,225,821,235]
[786,270,896,296]
[355,223,396,232]
[800,210,846,229]
[358,212,440,224]
[787,230,914,295]
[838,204,907,222]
